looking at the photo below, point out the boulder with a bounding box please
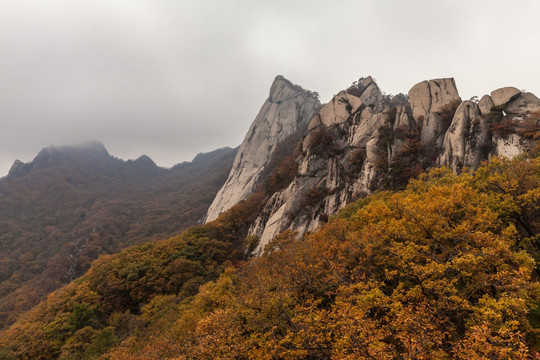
[478,95,495,116]
[314,90,362,128]
[408,78,461,121]
[490,87,521,107]
[505,92,540,115]
[428,78,461,113]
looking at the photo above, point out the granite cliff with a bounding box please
[207,76,540,253]
[205,76,320,222]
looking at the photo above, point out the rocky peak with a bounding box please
[478,95,495,116]
[229,76,539,255]
[7,160,29,179]
[408,78,461,122]
[269,75,295,102]
[249,77,400,252]
[204,76,320,222]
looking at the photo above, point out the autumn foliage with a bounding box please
[0,147,236,330]
[1,154,539,359]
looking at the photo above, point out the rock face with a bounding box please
[408,78,461,121]
[249,78,410,253]
[204,76,320,222]
[408,78,462,152]
[490,87,521,107]
[438,101,490,172]
[207,76,539,255]
[478,95,494,116]
[421,112,447,148]
[505,92,540,115]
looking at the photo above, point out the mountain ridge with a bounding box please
[206,75,540,253]
[0,142,236,328]
[0,75,538,358]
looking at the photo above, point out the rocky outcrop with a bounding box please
[408,78,462,150]
[490,87,521,107]
[478,88,540,161]
[478,95,494,116]
[438,101,490,172]
[204,76,320,222]
[249,78,408,253]
[207,75,539,256]
[437,86,540,172]
[505,92,540,115]
[408,78,461,121]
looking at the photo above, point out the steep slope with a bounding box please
[205,76,320,222]
[0,181,269,360]
[0,76,538,359]
[2,153,537,359]
[236,77,539,253]
[113,155,537,359]
[0,142,236,328]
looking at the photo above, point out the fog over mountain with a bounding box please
[1,0,539,175]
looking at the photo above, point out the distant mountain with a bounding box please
[0,141,236,328]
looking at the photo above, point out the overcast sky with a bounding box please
[0,0,539,176]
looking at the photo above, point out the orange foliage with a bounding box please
[1,154,539,359]
[101,155,539,359]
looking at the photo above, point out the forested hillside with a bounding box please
[0,76,539,359]
[1,151,538,359]
[0,142,236,329]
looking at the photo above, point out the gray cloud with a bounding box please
[0,0,539,175]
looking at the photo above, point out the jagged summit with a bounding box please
[204,75,540,254]
[204,76,320,222]
[268,75,318,103]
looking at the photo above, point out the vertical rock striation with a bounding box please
[438,101,490,172]
[205,75,540,255]
[204,76,320,222]
[249,77,409,253]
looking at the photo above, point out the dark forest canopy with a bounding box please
[0,144,236,330]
